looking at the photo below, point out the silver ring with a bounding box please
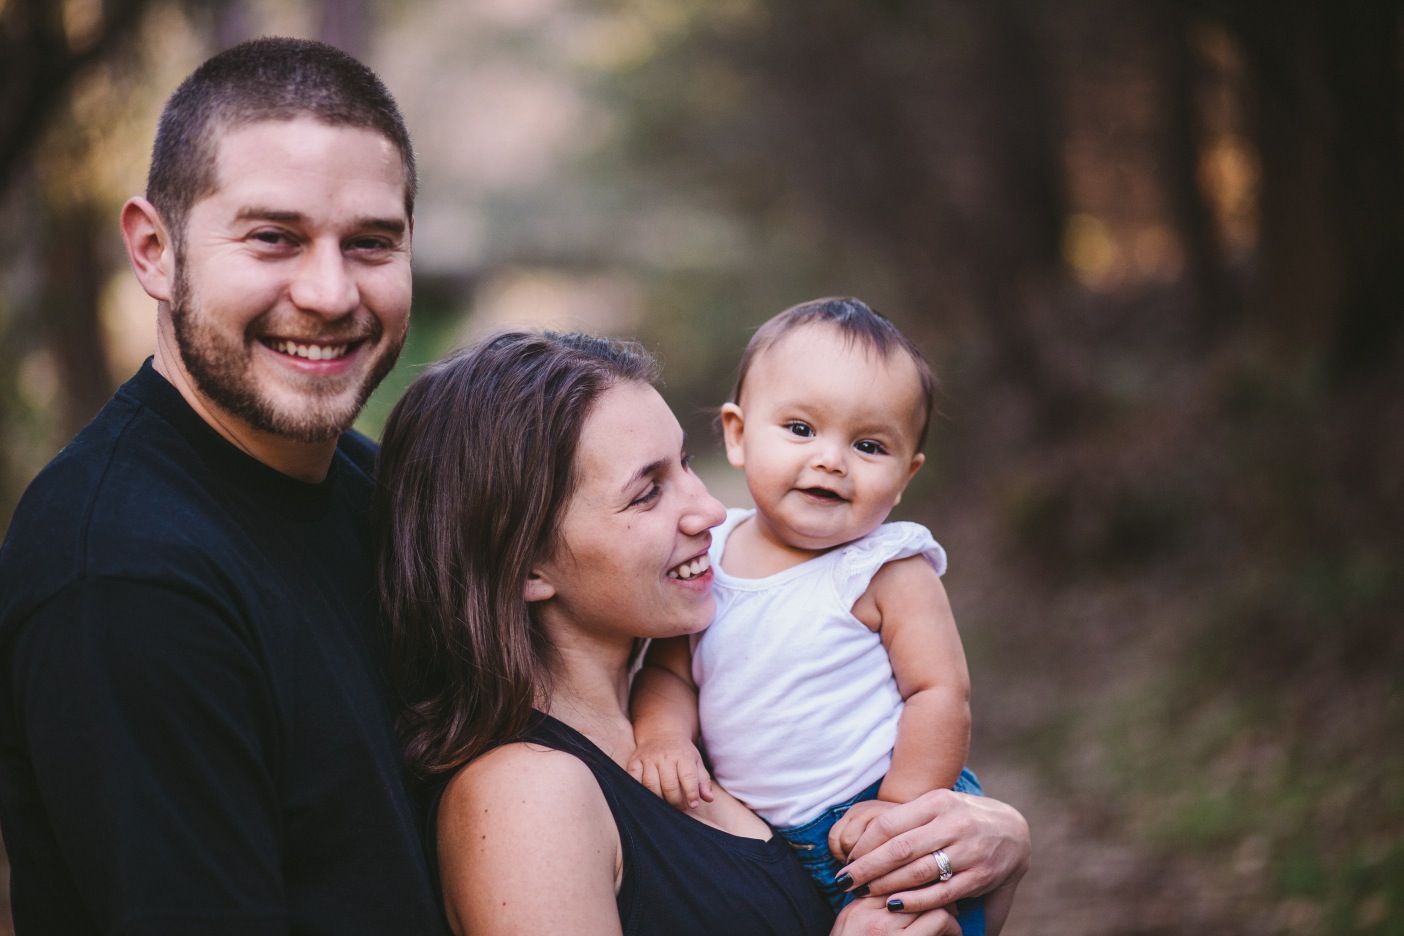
[933,849,954,882]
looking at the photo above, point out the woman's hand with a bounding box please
[835,790,1030,929]
[830,895,963,935]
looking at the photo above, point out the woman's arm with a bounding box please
[836,790,1031,934]
[438,743,624,936]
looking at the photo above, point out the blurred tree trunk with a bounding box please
[0,0,151,193]
[1222,1,1404,383]
[755,0,1074,424]
[962,0,1074,426]
[1148,1,1239,344]
[41,204,114,438]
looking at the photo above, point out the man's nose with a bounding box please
[289,240,359,318]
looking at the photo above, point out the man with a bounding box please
[0,38,448,934]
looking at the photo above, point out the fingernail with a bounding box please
[853,884,870,897]
[833,872,852,889]
[887,899,905,912]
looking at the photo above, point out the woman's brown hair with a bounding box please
[373,330,659,777]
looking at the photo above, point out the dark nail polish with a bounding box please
[887,899,905,912]
[853,884,870,898]
[833,872,853,889]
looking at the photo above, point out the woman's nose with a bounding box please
[681,471,727,535]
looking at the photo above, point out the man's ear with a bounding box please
[719,403,746,469]
[523,572,555,603]
[120,196,176,303]
[892,452,926,506]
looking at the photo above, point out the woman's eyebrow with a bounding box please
[620,458,668,496]
[618,433,687,495]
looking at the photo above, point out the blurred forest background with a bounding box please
[2,0,1401,933]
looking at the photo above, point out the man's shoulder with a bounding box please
[337,427,378,476]
[0,388,232,626]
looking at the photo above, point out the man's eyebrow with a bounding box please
[233,208,408,235]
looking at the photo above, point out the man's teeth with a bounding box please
[668,556,710,580]
[268,339,351,361]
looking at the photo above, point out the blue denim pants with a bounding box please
[776,769,987,935]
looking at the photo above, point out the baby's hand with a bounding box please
[626,737,715,809]
[830,799,900,866]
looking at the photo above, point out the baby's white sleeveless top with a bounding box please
[692,508,947,828]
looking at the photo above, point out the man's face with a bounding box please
[168,117,412,442]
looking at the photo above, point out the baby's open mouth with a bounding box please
[801,487,843,500]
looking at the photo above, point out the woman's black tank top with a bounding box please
[431,712,834,936]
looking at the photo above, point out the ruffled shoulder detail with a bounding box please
[832,521,947,609]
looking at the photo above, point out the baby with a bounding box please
[630,298,998,933]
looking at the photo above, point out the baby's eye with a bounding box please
[784,421,814,438]
[855,440,887,456]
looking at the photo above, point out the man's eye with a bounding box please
[348,236,393,253]
[856,440,886,455]
[785,422,813,438]
[252,230,295,247]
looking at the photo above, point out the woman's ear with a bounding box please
[120,196,176,303]
[719,403,746,469]
[523,572,555,603]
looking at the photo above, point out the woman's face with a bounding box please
[529,381,727,644]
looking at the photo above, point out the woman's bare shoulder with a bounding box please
[438,742,624,934]
[440,740,607,833]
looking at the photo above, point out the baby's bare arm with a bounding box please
[853,556,972,803]
[627,636,713,808]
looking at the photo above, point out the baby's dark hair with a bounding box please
[731,296,936,450]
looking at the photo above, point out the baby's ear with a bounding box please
[893,452,925,506]
[719,403,746,469]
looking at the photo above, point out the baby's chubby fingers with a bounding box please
[829,799,898,868]
[656,762,691,809]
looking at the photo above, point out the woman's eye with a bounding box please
[629,483,661,508]
[855,440,887,455]
[681,452,695,471]
[785,422,813,438]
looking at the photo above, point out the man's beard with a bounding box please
[169,264,404,444]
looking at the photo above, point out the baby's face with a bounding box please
[722,323,927,553]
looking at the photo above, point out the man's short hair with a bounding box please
[147,36,417,248]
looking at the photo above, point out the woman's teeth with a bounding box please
[268,339,351,361]
[668,556,710,580]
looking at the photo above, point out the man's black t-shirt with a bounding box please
[0,361,447,935]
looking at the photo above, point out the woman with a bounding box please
[374,331,1028,935]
